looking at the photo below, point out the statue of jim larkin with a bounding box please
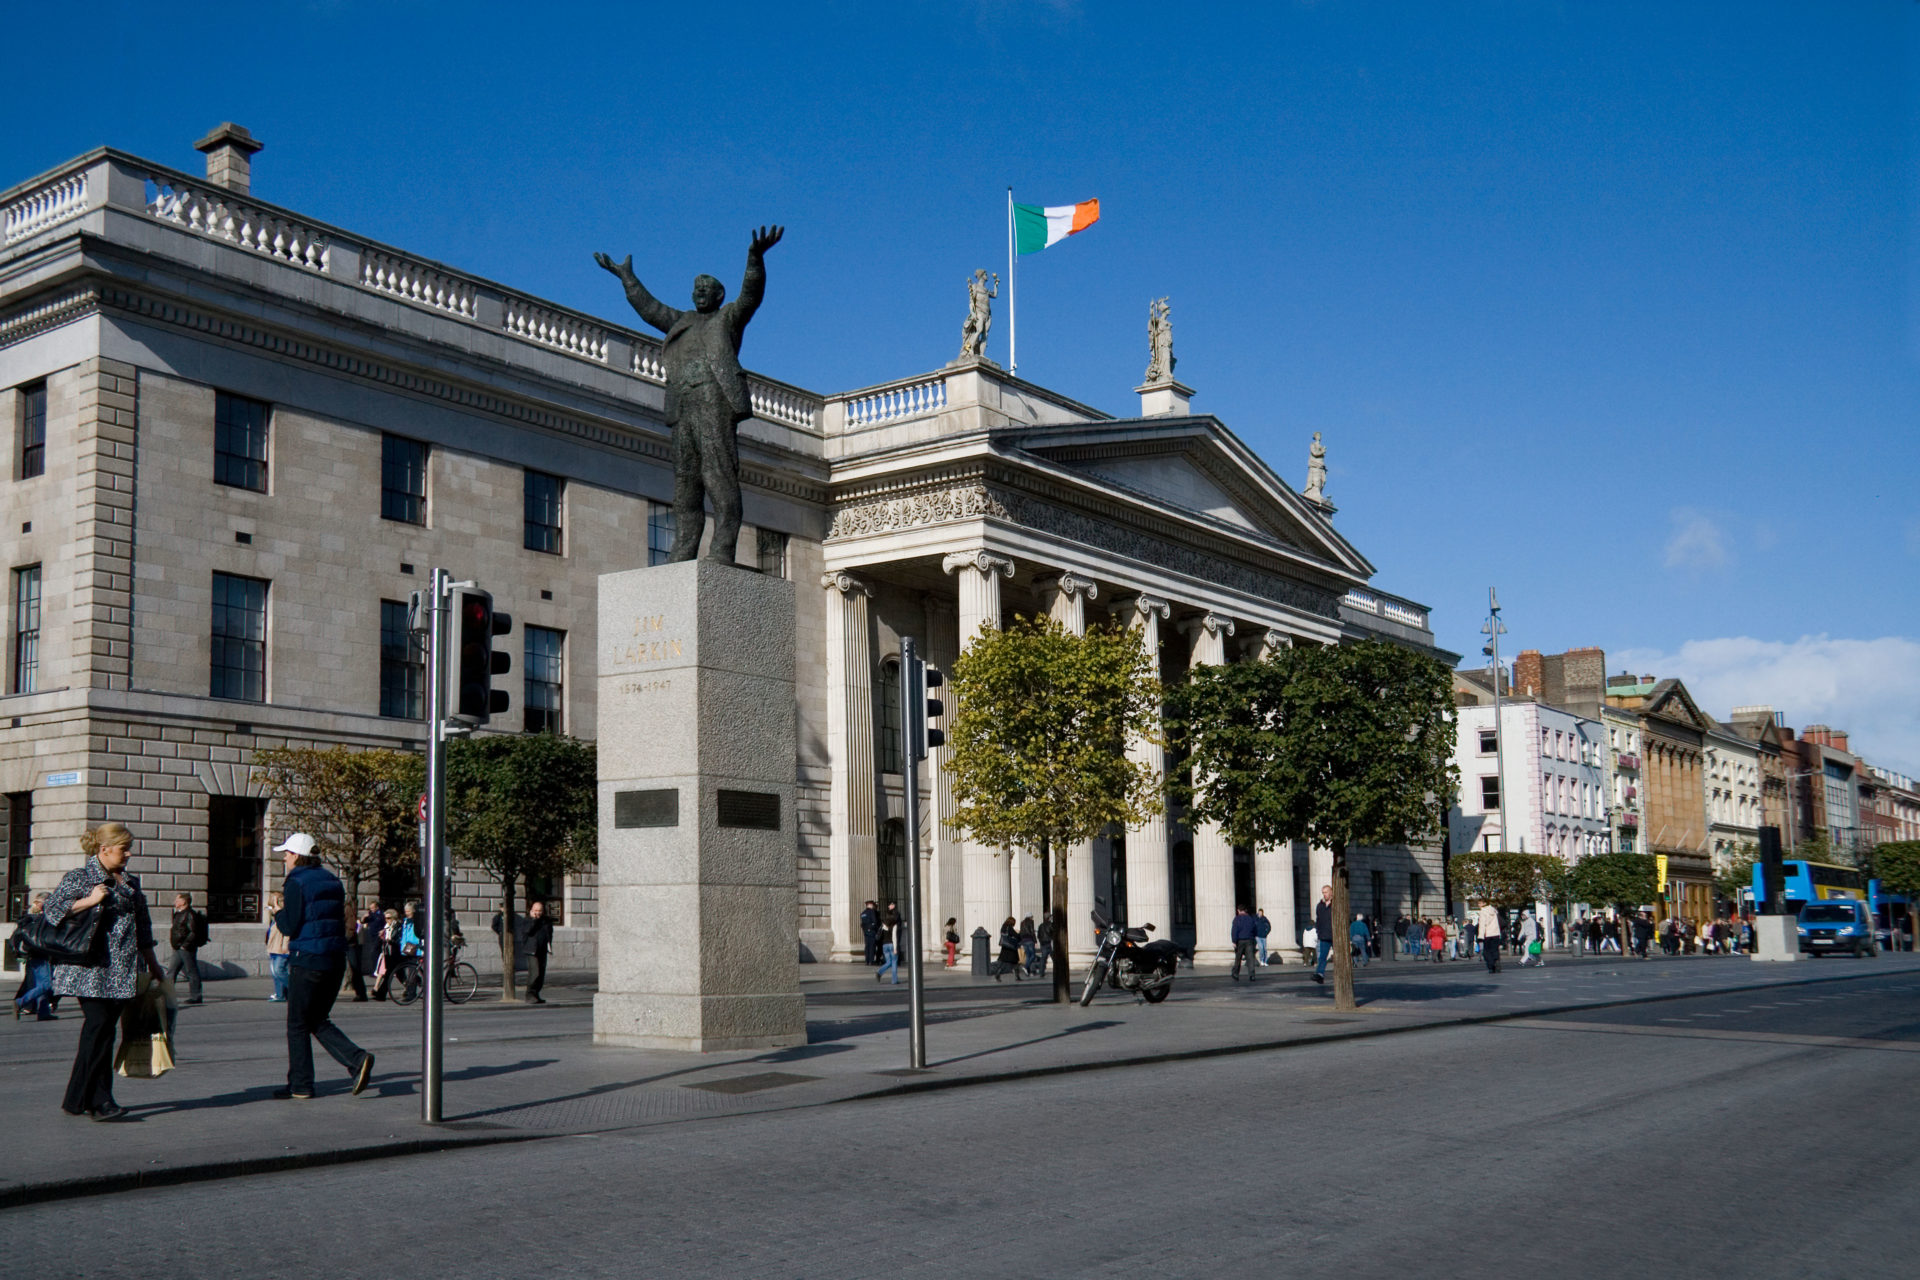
[595,226,783,563]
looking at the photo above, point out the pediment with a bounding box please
[1006,418,1372,579]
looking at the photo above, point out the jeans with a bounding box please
[1352,937,1370,967]
[285,961,369,1094]
[1315,939,1332,978]
[17,958,55,1015]
[63,996,128,1113]
[1256,938,1268,964]
[269,954,290,1001]
[167,946,203,1001]
[877,942,898,984]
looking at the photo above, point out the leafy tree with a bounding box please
[945,616,1163,1003]
[445,733,598,999]
[1713,841,1759,906]
[254,745,424,908]
[1873,842,1920,949]
[1568,851,1659,955]
[1171,638,1457,1012]
[1449,851,1555,914]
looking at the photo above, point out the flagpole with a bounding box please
[1007,187,1017,377]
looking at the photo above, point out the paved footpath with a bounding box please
[4,948,1912,1206]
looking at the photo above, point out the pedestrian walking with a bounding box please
[12,893,59,1020]
[43,823,164,1120]
[1018,915,1038,976]
[943,917,960,968]
[1517,912,1543,967]
[1230,906,1259,981]
[991,916,1023,981]
[522,900,554,1003]
[875,901,901,984]
[164,892,208,1004]
[1312,885,1334,984]
[1426,918,1447,963]
[1255,908,1273,966]
[860,900,880,966]
[1477,901,1502,973]
[271,833,374,1100]
[265,892,291,1002]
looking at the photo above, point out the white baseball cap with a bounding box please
[273,832,316,858]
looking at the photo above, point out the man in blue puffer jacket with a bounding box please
[272,833,374,1100]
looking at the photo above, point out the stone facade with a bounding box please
[0,134,1447,979]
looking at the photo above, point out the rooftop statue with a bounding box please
[1304,431,1327,503]
[1144,296,1175,383]
[959,268,999,360]
[595,226,784,563]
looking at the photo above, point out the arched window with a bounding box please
[877,658,902,774]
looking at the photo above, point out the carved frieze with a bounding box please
[827,484,1010,539]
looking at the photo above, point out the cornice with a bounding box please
[0,284,100,349]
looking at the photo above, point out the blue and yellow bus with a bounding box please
[1749,860,1911,948]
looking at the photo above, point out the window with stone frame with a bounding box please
[877,658,903,774]
[524,469,563,554]
[1480,776,1501,811]
[18,381,46,480]
[206,796,267,923]
[381,434,428,524]
[9,564,40,695]
[1478,729,1497,754]
[524,625,565,734]
[210,572,268,702]
[756,528,788,578]
[379,599,426,719]
[647,503,675,566]
[214,391,270,492]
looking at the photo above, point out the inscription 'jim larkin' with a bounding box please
[611,614,683,668]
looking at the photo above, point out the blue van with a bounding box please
[1797,900,1878,958]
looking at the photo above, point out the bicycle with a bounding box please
[392,940,479,1006]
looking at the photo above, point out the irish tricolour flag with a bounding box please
[1014,199,1100,254]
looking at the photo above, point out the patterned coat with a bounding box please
[43,857,156,1000]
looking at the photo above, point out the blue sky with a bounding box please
[6,2,1917,768]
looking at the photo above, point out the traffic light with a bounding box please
[906,655,945,759]
[455,589,512,723]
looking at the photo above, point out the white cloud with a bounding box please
[1614,635,1920,776]
[1662,508,1731,571]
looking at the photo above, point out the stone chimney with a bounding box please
[1512,649,1543,699]
[194,123,264,196]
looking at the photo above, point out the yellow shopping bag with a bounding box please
[115,973,176,1079]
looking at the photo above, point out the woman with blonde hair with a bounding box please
[42,822,163,1119]
[265,891,291,1002]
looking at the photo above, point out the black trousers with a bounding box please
[286,962,367,1093]
[863,930,880,965]
[1482,938,1502,972]
[525,950,547,999]
[63,996,128,1113]
[1232,938,1259,978]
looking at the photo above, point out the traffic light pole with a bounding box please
[421,567,452,1124]
[901,637,927,1070]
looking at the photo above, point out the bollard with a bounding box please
[970,927,991,976]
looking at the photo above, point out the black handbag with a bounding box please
[15,905,106,966]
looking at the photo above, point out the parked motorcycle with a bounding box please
[1080,909,1181,1006]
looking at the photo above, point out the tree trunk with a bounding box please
[1332,844,1357,1011]
[1052,855,1070,1006]
[499,872,518,1001]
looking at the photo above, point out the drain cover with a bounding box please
[684,1071,820,1095]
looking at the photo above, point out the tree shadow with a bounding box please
[806,1004,1015,1043]
[444,1041,858,1123]
[124,1058,558,1116]
[932,1019,1125,1068]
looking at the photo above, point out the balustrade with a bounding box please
[750,378,821,430]
[3,169,89,245]
[503,298,609,362]
[145,176,330,272]
[843,376,947,427]
[631,342,665,383]
[359,249,478,317]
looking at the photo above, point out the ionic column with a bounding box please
[1036,571,1100,962]
[1181,611,1237,965]
[923,593,961,962]
[823,571,878,961]
[943,550,1015,938]
[1112,593,1171,937]
[1253,627,1295,957]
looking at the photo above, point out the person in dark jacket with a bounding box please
[1230,906,1259,981]
[991,917,1023,981]
[12,893,59,1020]
[860,901,880,965]
[522,901,555,1004]
[271,834,373,1100]
[1312,884,1334,984]
[166,892,209,1004]
[1255,908,1274,966]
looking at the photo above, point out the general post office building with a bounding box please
[0,128,1451,975]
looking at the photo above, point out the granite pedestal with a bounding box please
[593,559,806,1051]
[1749,914,1801,962]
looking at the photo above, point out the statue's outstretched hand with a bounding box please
[750,226,785,256]
[594,252,633,278]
